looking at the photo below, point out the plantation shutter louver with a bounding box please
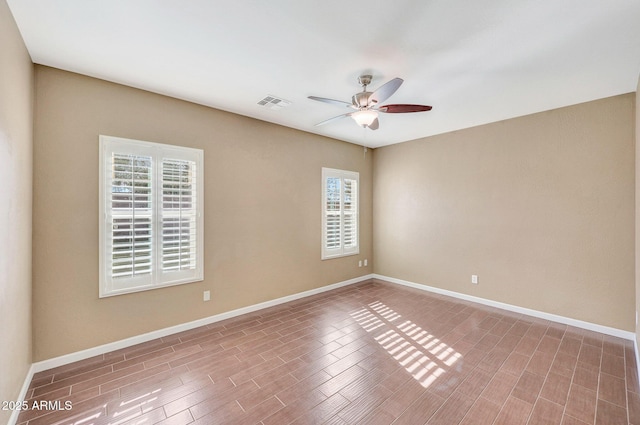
[100,136,203,297]
[160,158,198,277]
[325,177,341,250]
[343,177,358,250]
[322,168,359,259]
[110,153,153,284]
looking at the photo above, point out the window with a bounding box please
[99,135,204,297]
[322,167,359,259]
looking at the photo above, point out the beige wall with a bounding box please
[374,94,635,331]
[32,66,373,361]
[0,0,33,422]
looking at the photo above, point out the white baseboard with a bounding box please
[373,273,635,340]
[30,272,635,372]
[8,364,35,425]
[31,274,374,374]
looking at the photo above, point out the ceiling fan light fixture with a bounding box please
[352,110,378,127]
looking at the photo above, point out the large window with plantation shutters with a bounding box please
[99,135,204,297]
[322,168,359,260]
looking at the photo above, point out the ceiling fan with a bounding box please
[308,75,432,130]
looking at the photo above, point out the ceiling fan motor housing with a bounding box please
[352,91,374,108]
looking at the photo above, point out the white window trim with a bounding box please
[99,135,204,297]
[322,167,359,260]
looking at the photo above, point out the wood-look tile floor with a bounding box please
[17,279,640,425]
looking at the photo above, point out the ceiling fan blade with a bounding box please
[378,104,432,113]
[367,117,379,130]
[315,112,353,126]
[308,96,353,108]
[369,78,403,105]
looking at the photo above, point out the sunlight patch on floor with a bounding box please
[65,386,165,425]
[351,301,461,388]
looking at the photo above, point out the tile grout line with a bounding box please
[594,341,603,425]
[626,346,633,425]
[486,319,529,425]
[524,336,555,424]
[558,334,579,424]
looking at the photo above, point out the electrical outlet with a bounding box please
[364,259,368,266]
[203,290,210,301]
[358,260,362,267]
[471,275,478,285]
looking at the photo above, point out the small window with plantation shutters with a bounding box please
[322,168,359,260]
[99,135,203,297]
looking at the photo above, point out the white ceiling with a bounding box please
[7,0,640,148]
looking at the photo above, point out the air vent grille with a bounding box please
[257,95,292,110]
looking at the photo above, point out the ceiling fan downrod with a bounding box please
[353,75,374,108]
